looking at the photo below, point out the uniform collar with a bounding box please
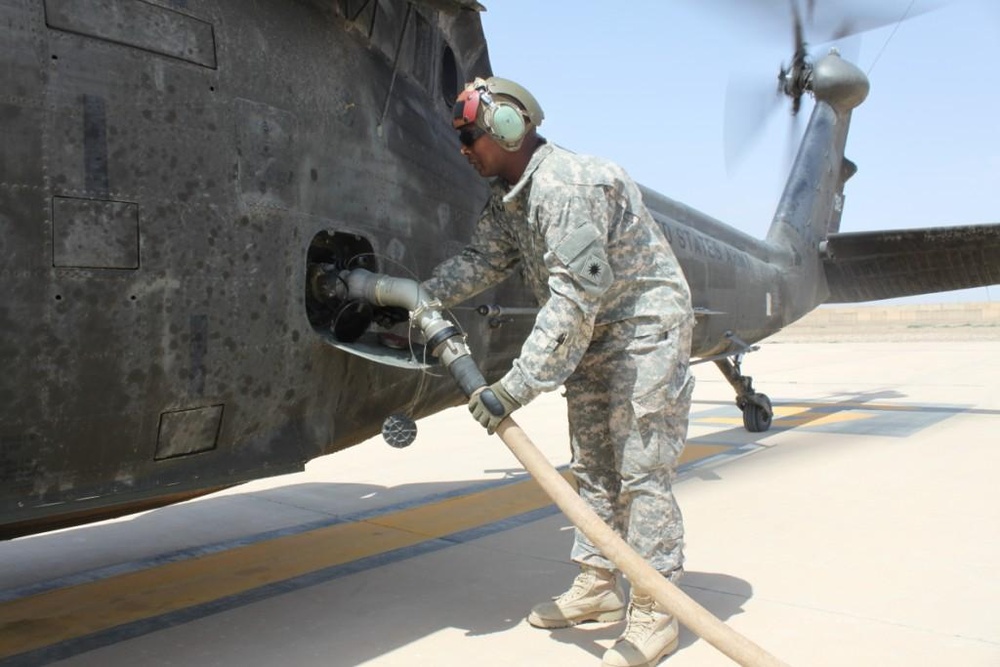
[501,140,553,204]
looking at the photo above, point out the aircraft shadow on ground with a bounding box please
[8,385,940,664]
[4,471,757,666]
[1,475,525,596]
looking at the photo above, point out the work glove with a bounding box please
[468,381,520,435]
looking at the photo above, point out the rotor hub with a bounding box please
[809,50,869,113]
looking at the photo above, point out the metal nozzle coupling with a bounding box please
[339,269,503,414]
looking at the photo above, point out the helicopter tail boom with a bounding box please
[765,51,868,324]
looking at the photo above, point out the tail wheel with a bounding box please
[742,394,773,433]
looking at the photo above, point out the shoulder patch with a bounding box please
[553,225,613,296]
[569,252,613,295]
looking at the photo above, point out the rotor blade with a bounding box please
[791,0,805,53]
[695,0,952,44]
[805,0,949,42]
[784,104,804,174]
[724,71,783,174]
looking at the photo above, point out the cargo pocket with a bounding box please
[630,328,693,420]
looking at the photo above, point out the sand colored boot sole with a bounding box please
[602,593,679,667]
[527,565,625,629]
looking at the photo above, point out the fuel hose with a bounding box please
[339,268,788,666]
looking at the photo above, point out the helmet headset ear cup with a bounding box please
[484,103,526,144]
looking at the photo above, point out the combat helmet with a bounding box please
[452,76,544,151]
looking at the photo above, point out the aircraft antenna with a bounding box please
[865,0,916,76]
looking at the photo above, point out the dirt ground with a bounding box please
[768,301,1000,343]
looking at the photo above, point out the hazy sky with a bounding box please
[478,1,998,303]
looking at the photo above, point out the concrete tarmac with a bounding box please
[1,339,998,666]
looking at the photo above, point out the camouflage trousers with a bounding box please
[563,320,695,579]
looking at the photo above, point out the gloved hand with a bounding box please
[468,381,520,435]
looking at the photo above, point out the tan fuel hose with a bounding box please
[330,268,787,664]
[494,417,790,667]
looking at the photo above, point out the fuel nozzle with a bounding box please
[336,268,507,433]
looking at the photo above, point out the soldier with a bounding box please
[422,76,695,667]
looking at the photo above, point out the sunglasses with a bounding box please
[458,125,486,147]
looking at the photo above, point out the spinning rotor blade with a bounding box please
[785,105,803,172]
[723,71,783,174]
[701,0,950,45]
[800,0,948,43]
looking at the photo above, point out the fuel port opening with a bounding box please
[305,230,435,369]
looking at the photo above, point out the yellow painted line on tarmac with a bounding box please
[1,444,730,660]
[696,405,876,428]
[0,470,573,659]
[679,443,730,464]
[773,412,873,427]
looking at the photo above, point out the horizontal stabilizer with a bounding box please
[822,224,1000,303]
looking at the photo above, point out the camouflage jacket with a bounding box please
[422,142,693,405]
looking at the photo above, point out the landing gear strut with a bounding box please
[713,336,773,432]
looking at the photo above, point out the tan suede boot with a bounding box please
[527,565,626,628]
[601,592,679,667]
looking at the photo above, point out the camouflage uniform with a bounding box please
[423,142,694,576]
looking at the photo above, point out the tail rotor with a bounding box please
[720,0,947,174]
